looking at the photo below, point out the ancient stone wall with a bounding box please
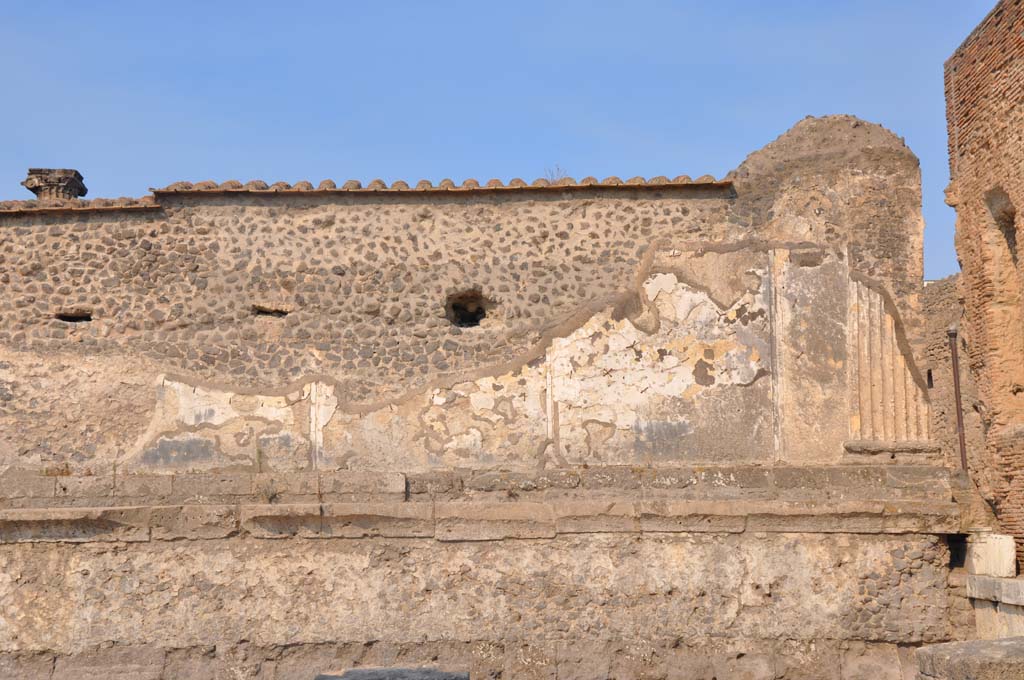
[917,279,988,483]
[0,116,930,475]
[0,116,968,678]
[946,0,1024,561]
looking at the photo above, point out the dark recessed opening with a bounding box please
[927,369,934,389]
[986,186,1019,266]
[55,311,92,323]
[252,305,289,318]
[445,290,492,328]
[947,533,968,569]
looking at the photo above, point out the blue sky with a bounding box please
[0,1,995,278]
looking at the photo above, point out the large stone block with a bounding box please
[0,652,56,679]
[839,642,904,680]
[52,644,165,680]
[637,500,746,533]
[240,503,322,538]
[974,600,1024,640]
[435,502,555,541]
[320,471,407,502]
[321,503,434,538]
[253,472,319,503]
[170,473,254,502]
[917,637,1024,679]
[0,470,54,508]
[115,474,174,501]
[967,534,1018,578]
[0,506,150,543]
[967,575,1024,606]
[151,504,238,540]
[551,500,639,533]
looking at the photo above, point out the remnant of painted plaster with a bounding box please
[126,377,312,472]
[318,269,773,470]
[305,381,338,467]
[118,257,926,475]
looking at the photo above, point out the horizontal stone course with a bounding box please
[0,496,960,544]
[0,464,964,542]
[0,464,955,507]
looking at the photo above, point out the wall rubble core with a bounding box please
[0,113,981,679]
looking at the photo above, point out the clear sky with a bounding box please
[0,1,995,279]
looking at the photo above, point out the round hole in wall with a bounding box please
[445,290,493,328]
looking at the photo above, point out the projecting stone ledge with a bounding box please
[916,637,1024,679]
[0,498,961,543]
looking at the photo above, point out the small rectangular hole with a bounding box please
[947,534,967,569]
[55,311,92,323]
[252,305,289,318]
[927,369,934,389]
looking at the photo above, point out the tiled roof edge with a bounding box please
[151,174,730,193]
[0,175,732,214]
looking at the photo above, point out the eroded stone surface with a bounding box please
[0,534,953,654]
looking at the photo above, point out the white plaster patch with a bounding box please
[396,271,771,466]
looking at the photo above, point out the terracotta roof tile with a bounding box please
[150,173,730,193]
[2,172,732,214]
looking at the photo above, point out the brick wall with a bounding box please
[946,0,1024,562]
